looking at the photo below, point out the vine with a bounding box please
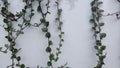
[0,0,66,68]
[102,0,120,19]
[0,0,35,68]
[37,0,55,68]
[54,0,64,62]
[90,0,106,68]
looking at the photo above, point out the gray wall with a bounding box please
[0,0,120,68]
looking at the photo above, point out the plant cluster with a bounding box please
[0,0,35,68]
[0,0,66,68]
[90,0,106,68]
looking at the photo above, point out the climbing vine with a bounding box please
[90,0,106,68]
[54,0,64,62]
[0,0,33,67]
[37,0,55,67]
[0,0,68,68]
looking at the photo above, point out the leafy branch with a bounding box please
[90,0,106,68]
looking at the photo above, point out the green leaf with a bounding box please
[100,45,106,50]
[3,50,7,53]
[91,7,97,12]
[95,31,99,34]
[3,19,9,23]
[49,40,53,45]
[37,6,41,12]
[11,54,16,59]
[18,24,22,27]
[61,32,64,34]
[45,32,51,38]
[21,64,25,68]
[58,9,62,15]
[90,19,94,23]
[0,47,2,50]
[13,49,18,54]
[5,36,12,42]
[96,40,101,45]
[16,12,23,17]
[44,21,49,27]
[54,57,59,62]
[5,44,9,48]
[99,23,104,26]
[40,19,46,23]
[97,1,103,5]
[49,54,54,60]
[17,56,21,61]
[99,55,106,61]
[29,13,34,18]
[94,46,98,49]
[47,61,52,66]
[59,44,62,47]
[42,28,48,32]
[100,33,106,39]
[16,31,24,36]
[24,20,30,26]
[99,9,104,13]
[46,47,51,53]
[16,64,20,66]
[59,35,62,38]
[61,39,64,42]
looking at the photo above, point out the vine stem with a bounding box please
[102,10,120,16]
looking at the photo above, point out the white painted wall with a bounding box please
[0,0,120,68]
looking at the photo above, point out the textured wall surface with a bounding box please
[0,0,120,68]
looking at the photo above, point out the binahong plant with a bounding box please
[90,0,106,68]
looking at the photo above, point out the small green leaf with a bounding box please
[99,9,104,13]
[49,54,54,60]
[47,61,52,66]
[61,39,64,42]
[59,44,62,47]
[96,40,101,45]
[99,55,106,61]
[3,19,9,23]
[16,64,20,66]
[40,19,46,23]
[29,13,34,18]
[100,33,106,39]
[18,24,22,27]
[21,64,25,68]
[37,6,41,12]
[97,1,103,5]
[94,46,98,49]
[42,28,48,32]
[100,45,106,50]
[61,32,64,34]
[99,23,104,26]
[0,47,2,50]
[59,35,62,38]
[49,40,53,45]
[45,32,51,38]
[44,21,49,27]
[54,57,59,62]
[5,44,9,48]
[46,47,51,53]
[17,56,21,61]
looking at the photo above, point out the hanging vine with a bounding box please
[90,0,106,68]
[0,0,67,68]
[37,0,55,68]
[54,0,64,62]
[0,0,35,68]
